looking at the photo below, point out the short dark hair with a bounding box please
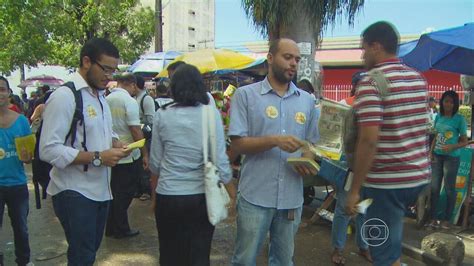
[170,64,209,106]
[155,77,170,94]
[167,61,186,72]
[80,38,120,67]
[115,72,136,84]
[0,76,10,89]
[135,75,145,90]
[362,21,399,55]
[40,85,50,94]
[268,39,282,55]
[439,90,460,116]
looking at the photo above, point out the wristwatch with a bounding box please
[92,151,102,167]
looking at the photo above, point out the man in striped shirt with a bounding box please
[345,21,430,266]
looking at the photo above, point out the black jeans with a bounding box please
[106,160,140,236]
[135,156,150,195]
[155,193,214,266]
[0,185,30,265]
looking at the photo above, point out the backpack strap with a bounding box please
[62,82,88,171]
[140,93,146,114]
[141,94,158,113]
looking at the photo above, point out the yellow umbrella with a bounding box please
[156,48,256,77]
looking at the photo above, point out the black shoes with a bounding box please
[114,229,140,239]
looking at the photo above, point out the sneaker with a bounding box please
[26,262,34,266]
[441,221,451,230]
[426,220,440,230]
[139,193,151,201]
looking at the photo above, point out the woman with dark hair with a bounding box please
[149,64,232,266]
[428,90,468,229]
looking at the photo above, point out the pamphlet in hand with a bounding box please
[313,99,351,160]
[14,134,36,161]
[356,198,373,214]
[124,139,146,151]
[287,157,321,174]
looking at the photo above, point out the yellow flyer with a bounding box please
[14,134,36,161]
[125,139,146,151]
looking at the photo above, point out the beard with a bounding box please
[85,69,106,90]
[271,64,293,84]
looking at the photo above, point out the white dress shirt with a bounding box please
[40,72,115,201]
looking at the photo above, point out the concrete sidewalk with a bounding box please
[0,174,473,265]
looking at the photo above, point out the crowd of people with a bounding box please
[0,20,470,266]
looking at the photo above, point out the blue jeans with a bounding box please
[317,159,367,251]
[332,189,367,251]
[430,154,460,221]
[52,190,109,266]
[362,185,426,266]
[0,185,30,265]
[231,195,302,266]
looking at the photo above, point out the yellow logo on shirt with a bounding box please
[295,112,306,125]
[0,148,5,160]
[87,105,97,118]
[444,131,453,139]
[265,106,278,119]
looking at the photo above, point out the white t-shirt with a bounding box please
[106,87,141,163]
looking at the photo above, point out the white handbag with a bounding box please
[202,105,231,225]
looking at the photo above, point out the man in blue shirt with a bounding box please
[229,38,320,265]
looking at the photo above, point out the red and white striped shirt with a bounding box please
[354,58,431,189]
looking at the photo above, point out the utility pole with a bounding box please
[154,0,163,52]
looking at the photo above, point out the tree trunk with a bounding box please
[274,0,323,98]
[20,65,25,82]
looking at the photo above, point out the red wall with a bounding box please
[322,67,462,102]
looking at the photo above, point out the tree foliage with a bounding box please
[0,0,154,75]
[241,0,365,40]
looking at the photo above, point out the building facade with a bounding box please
[141,0,215,52]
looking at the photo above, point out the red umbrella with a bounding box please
[18,75,64,88]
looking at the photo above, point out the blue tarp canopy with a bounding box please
[398,23,474,75]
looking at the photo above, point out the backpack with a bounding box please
[140,94,159,140]
[342,69,390,169]
[140,94,159,113]
[32,82,85,209]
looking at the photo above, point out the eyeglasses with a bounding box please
[93,61,118,76]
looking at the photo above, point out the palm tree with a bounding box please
[242,0,364,96]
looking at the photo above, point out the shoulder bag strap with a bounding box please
[208,105,217,164]
[202,104,209,165]
[368,69,390,98]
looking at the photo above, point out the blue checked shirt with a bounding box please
[229,77,320,209]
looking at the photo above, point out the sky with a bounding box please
[7,0,473,94]
[215,0,474,48]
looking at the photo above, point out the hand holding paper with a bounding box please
[124,139,146,151]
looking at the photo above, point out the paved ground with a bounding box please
[1,169,473,265]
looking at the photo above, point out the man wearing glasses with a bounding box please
[40,38,131,265]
